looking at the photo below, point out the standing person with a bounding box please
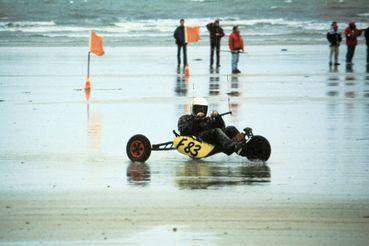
[326,21,342,66]
[206,19,225,67]
[228,26,244,74]
[345,21,362,64]
[173,19,187,67]
[365,25,369,63]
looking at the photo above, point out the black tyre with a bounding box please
[126,134,151,162]
[244,135,271,161]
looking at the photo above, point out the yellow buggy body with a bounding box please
[173,136,215,159]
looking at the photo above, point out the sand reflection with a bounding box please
[175,161,270,189]
[209,67,220,96]
[127,162,151,185]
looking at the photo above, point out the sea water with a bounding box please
[0,0,368,46]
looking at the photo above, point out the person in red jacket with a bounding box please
[228,26,244,73]
[345,21,362,64]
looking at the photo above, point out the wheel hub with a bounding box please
[130,140,145,158]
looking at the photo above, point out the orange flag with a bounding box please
[185,26,201,43]
[90,31,104,56]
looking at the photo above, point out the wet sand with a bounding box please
[1,45,369,245]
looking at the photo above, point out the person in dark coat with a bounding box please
[326,21,342,66]
[344,21,362,64]
[365,26,369,63]
[206,19,225,67]
[177,97,244,155]
[173,19,187,66]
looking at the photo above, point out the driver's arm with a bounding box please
[178,115,195,136]
[209,111,225,128]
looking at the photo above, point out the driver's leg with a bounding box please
[223,126,239,139]
[199,128,235,155]
[223,126,245,142]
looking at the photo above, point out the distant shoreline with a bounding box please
[0,42,368,47]
[0,41,366,47]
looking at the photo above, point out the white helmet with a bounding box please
[191,97,208,115]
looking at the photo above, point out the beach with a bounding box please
[0,44,369,245]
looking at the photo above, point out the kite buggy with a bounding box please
[126,124,271,163]
[126,97,271,163]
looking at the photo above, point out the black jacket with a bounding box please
[178,114,225,136]
[327,29,342,47]
[174,26,186,45]
[206,23,225,43]
[365,28,369,46]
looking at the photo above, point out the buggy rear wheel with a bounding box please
[126,134,151,162]
[244,135,271,161]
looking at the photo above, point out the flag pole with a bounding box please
[87,30,92,79]
[87,51,91,78]
[85,32,92,92]
[85,51,91,91]
[84,51,91,100]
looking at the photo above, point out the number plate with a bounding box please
[173,136,215,159]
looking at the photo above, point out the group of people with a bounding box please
[174,19,244,74]
[327,21,369,65]
[173,19,369,74]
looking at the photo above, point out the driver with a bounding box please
[177,97,244,155]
